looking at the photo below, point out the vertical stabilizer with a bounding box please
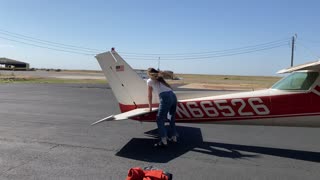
[95,50,157,112]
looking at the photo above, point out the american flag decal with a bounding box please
[116,65,124,72]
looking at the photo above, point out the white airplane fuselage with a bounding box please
[125,88,320,127]
[95,50,320,127]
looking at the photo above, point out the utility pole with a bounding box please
[157,57,160,70]
[291,35,296,67]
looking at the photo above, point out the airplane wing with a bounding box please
[91,108,158,125]
[277,60,320,74]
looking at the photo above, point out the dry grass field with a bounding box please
[0,70,282,90]
[171,74,281,90]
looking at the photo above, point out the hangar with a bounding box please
[0,58,29,70]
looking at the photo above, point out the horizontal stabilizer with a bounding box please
[91,108,158,125]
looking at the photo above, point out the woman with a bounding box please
[147,68,178,147]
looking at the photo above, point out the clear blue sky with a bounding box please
[0,0,320,75]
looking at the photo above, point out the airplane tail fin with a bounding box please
[95,49,156,112]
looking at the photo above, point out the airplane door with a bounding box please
[310,83,320,112]
[269,90,312,115]
[269,72,319,115]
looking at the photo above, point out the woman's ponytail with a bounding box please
[157,76,172,89]
[147,68,172,89]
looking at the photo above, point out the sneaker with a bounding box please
[169,136,177,143]
[161,137,168,145]
[154,137,168,148]
[154,141,168,148]
[172,136,177,142]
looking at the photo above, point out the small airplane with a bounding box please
[92,48,320,127]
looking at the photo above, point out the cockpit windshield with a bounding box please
[272,71,319,90]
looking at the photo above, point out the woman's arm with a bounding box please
[148,86,153,111]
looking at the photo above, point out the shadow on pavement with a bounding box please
[116,126,320,163]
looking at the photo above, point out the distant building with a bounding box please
[0,58,29,71]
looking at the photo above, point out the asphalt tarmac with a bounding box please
[0,83,319,180]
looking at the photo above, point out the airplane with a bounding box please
[92,48,320,127]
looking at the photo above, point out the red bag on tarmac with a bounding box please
[126,167,172,180]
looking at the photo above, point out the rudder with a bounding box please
[95,49,158,112]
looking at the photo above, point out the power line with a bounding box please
[0,36,94,56]
[295,42,320,59]
[121,41,288,59]
[298,38,320,44]
[0,29,103,52]
[0,28,290,60]
[119,38,290,56]
[123,43,288,61]
[0,31,100,53]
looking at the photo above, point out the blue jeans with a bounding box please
[157,91,178,139]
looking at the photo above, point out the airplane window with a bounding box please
[272,72,319,90]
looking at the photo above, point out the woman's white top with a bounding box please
[147,78,172,95]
